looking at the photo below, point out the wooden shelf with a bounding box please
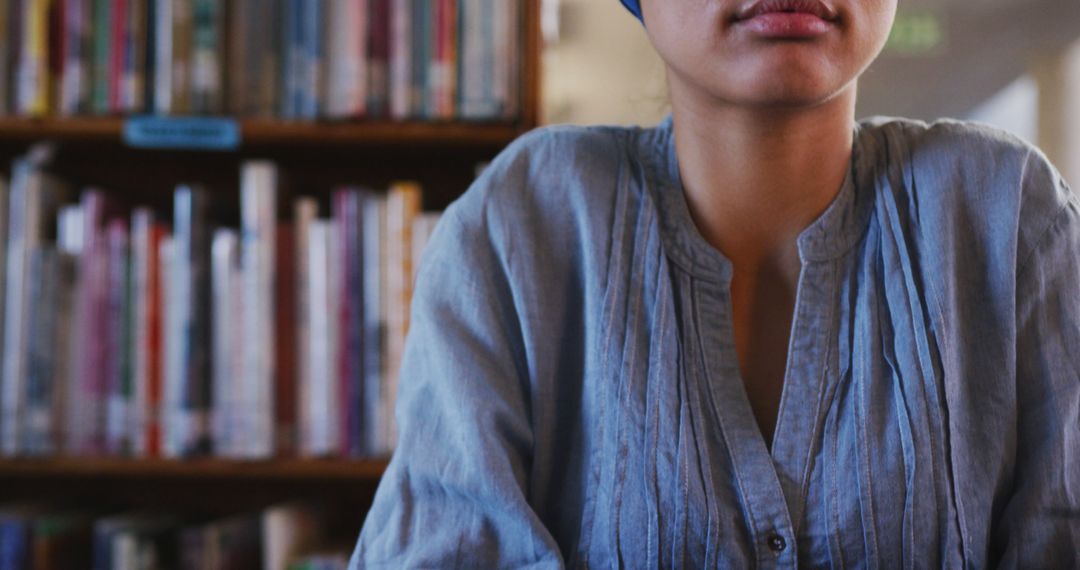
[0,117,528,147]
[0,457,390,481]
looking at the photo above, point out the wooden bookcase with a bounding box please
[0,0,542,546]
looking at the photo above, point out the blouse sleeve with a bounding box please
[995,163,1080,566]
[348,195,564,569]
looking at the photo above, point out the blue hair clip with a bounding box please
[620,0,643,21]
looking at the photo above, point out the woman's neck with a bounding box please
[671,83,858,270]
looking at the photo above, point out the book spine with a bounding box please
[191,0,222,113]
[382,181,420,451]
[24,246,56,456]
[305,219,337,456]
[326,0,366,119]
[292,198,315,456]
[104,218,130,456]
[366,0,388,118]
[121,0,145,111]
[168,184,211,457]
[226,0,246,115]
[210,228,237,457]
[503,0,521,118]
[146,223,165,456]
[274,222,296,457]
[109,0,126,113]
[361,193,384,455]
[57,0,79,114]
[15,0,50,116]
[1,161,36,455]
[440,0,456,119]
[160,232,181,457]
[0,179,8,422]
[239,161,277,459]
[255,0,278,117]
[388,0,409,120]
[299,0,321,119]
[50,250,77,455]
[0,0,10,114]
[89,0,108,113]
[280,0,299,119]
[130,208,152,456]
[408,0,426,118]
[332,189,364,457]
[66,189,104,455]
[152,0,171,113]
[170,0,192,114]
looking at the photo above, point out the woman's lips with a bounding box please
[734,12,835,38]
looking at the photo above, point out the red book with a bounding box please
[110,0,126,113]
[275,223,297,457]
[147,223,167,457]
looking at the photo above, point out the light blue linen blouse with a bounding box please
[351,115,1080,568]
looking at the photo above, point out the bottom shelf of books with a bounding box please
[0,458,386,568]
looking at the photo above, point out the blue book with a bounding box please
[0,514,30,570]
[410,0,429,118]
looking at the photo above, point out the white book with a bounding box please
[211,228,239,457]
[262,503,318,570]
[160,234,184,458]
[153,0,174,114]
[240,161,277,459]
[326,0,368,119]
[305,220,338,457]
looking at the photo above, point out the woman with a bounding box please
[353,0,1080,567]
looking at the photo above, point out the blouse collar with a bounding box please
[646,114,876,283]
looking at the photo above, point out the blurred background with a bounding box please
[541,0,1080,187]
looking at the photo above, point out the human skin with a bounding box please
[638,0,898,446]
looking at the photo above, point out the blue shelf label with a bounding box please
[123,116,241,151]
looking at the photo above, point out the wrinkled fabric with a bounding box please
[351,115,1080,569]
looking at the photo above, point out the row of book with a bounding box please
[0,147,441,459]
[0,0,524,121]
[0,502,350,570]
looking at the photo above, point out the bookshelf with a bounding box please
[0,0,541,566]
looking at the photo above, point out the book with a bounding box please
[58,0,91,115]
[1,154,66,456]
[325,0,366,119]
[14,0,50,116]
[1,0,524,120]
[66,189,109,455]
[275,222,297,456]
[239,161,277,459]
[190,0,222,113]
[366,0,390,118]
[292,197,316,457]
[361,193,385,455]
[164,184,211,457]
[382,181,420,450]
[302,219,338,457]
[23,246,59,455]
[130,208,160,457]
[210,227,239,456]
[0,0,11,114]
[388,0,410,120]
